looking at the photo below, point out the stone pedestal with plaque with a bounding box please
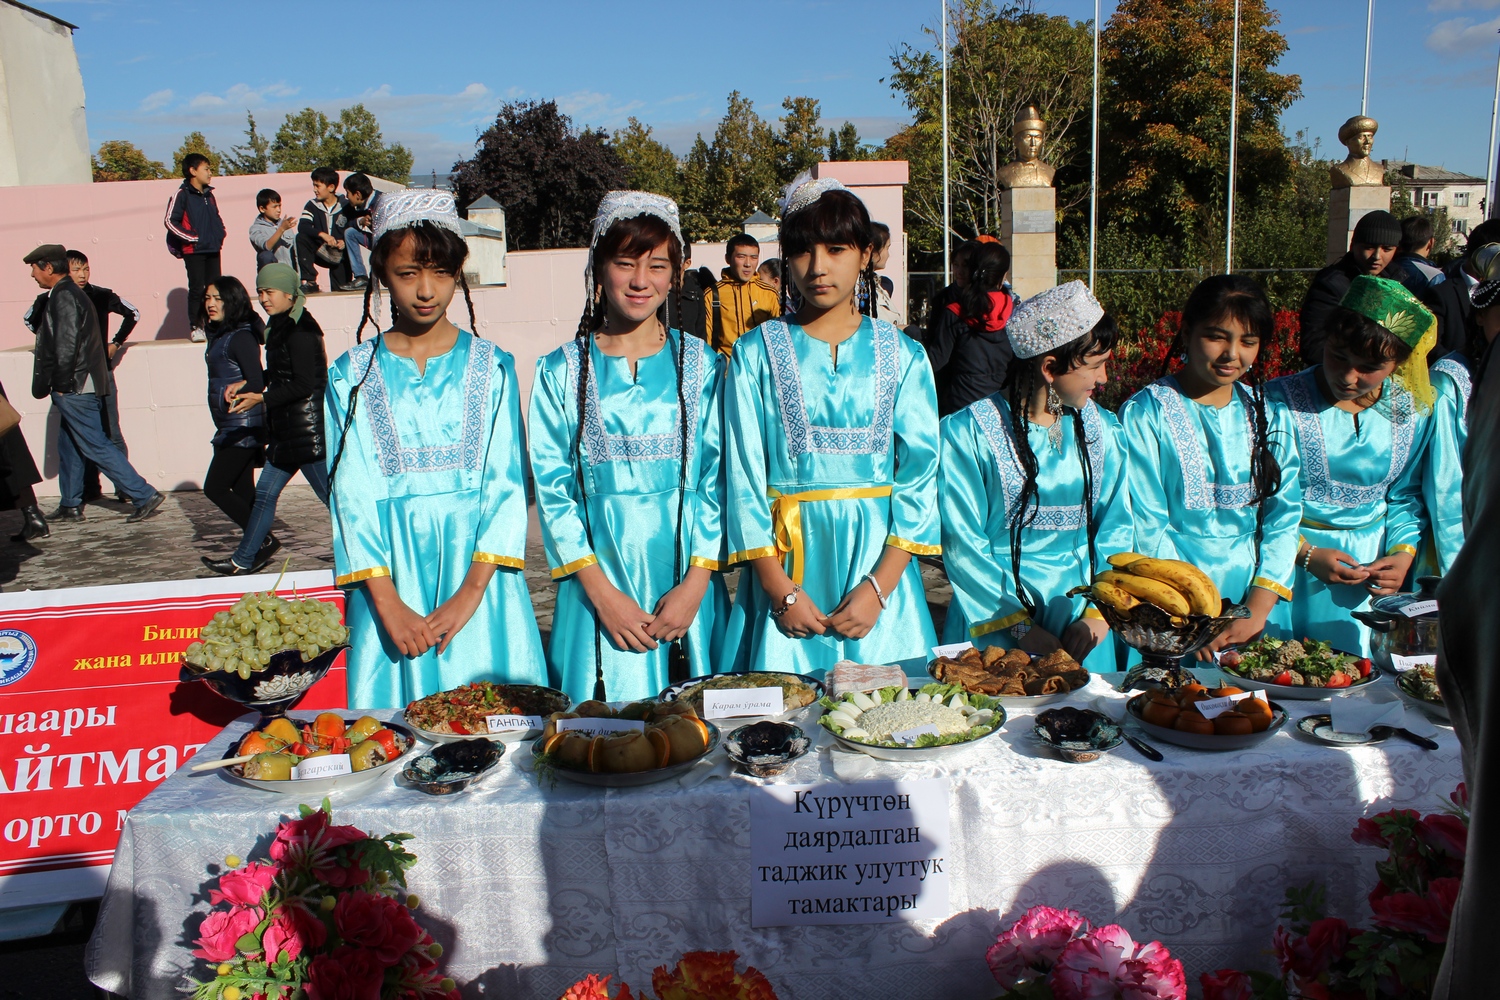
[1002,186,1057,300]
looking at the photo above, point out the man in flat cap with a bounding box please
[1298,210,1404,366]
[24,244,163,523]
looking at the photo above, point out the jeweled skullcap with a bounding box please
[1007,280,1107,359]
[371,189,464,244]
[585,191,684,298]
[779,174,854,216]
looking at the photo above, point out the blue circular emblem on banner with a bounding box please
[0,629,38,687]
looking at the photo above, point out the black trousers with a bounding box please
[203,444,262,529]
[294,232,351,288]
[183,252,222,329]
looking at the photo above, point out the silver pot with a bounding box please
[1351,576,1439,669]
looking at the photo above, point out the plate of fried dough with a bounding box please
[927,644,1091,705]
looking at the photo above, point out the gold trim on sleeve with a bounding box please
[886,535,941,556]
[729,546,778,564]
[1251,577,1293,601]
[688,556,725,572]
[473,552,525,570]
[335,567,391,586]
[550,553,598,580]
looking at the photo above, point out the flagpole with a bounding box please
[942,1,951,286]
[1089,0,1099,290]
[1362,0,1373,116]
[1226,0,1240,273]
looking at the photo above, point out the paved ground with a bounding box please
[0,486,954,636]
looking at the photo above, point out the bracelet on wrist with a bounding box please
[1300,545,1316,571]
[862,573,888,609]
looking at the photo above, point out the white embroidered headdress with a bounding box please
[1007,280,1106,359]
[778,173,855,216]
[585,191,684,296]
[371,189,464,243]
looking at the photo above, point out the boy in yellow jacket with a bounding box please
[706,234,779,355]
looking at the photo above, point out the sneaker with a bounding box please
[47,505,84,521]
[300,282,320,295]
[124,491,165,523]
[339,277,368,291]
[189,327,207,343]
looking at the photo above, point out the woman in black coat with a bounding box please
[200,277,267,532]
[202,264,327,575]
[925,240,1021,417]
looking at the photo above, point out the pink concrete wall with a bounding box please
[0,164,908,497]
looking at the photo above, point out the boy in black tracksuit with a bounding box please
[162,153,226,334]
[295,166,354,292]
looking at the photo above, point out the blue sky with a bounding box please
[49,0,1500,180]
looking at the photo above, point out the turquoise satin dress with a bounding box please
[325,332,547,709]
[1422,355,1471,575]
[938,394,1134,674]
[1265,368,1432,656]
[528,330,729,704]
[1118,378,1303,610]
[721,317,941,672]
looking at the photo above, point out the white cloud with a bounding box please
[1427,14,1500,52]
[185,82,301,111]
[139,88,173,111]
[1429,0,1500,11]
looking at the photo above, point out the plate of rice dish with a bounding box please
[818,683,1006,761]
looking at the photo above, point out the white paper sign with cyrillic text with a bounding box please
[1401,600,1438,618]
[487,714,545,734]
[1390,654,1436,673]
[555,717,645,738]
[750,778,951,927]
[1195,690,1268,720]
[703,688,785,720]
[292,754,352,780]
[931,641,975,660]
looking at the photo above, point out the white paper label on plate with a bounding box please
[931,641,974,660]
[891,723,941,746]
[555,717,645,738]
[703,688,786,720]
[1389,654,1436,673]
[292,754,352,780]
[1401,600,1438,618]
[486,714,545,733]
[1195,690,1268,719]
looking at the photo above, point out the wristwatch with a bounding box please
[770,585,802,619]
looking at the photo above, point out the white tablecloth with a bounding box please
[85,674,1463,1000]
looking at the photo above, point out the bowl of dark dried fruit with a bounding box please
[1031,707,1123,763]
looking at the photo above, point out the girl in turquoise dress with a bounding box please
[1118,275,1302,658]
[529,191,729,703]
[938,280,1133,674]
[1266,275,1437,656]
[324,190,546,708]
[722,177,941,672]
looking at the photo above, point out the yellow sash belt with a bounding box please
[768,486,893,585]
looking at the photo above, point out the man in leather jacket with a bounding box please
[23,245,163,523]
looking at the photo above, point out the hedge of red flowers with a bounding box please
[1201,784,1468,1000]
[188,802,456,1000]
[1096,311,1303,412]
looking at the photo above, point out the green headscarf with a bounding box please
[255,263,306,322]
[1339,274,1437,411]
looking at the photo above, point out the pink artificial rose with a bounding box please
[1051,924,1186,1000]
[1417,814,1468,860]
[985,905,1091,987]
[209,861,278,908]
[192,904,262,962]
[269,810,368,864]
[1199,969,1253,1000]
[304,945,386,1000]
[312,851,371,889]
[261,901,328,963]
[1451,783,1468,810]
[335,891,424,964]
[1369,889,1450,942]
[1277,918,1350,980]
[1425,878,1461,937]
[1351,818,1388,848]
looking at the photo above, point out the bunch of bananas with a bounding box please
[1089,552,1222,618]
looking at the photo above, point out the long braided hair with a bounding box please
[574,214,688,698]
[327,222,476,490]
[1158,275,1283,561]
[1002,317,1118,618]
[778,189,880,321]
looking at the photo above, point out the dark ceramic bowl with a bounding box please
[180,644,347,718]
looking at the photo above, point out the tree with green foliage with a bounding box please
[682,92,780,240]
[1099,0,1301,248]
[888,0,1093,262]
[91,140,168,182]
[777,97,827,182]
[223,112,270,175]
[450,100,628,250]
[270,104,413,182]
[827,122,873,162]
[612,118,683,200]
[171,131,223,176]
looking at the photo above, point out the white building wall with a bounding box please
[0,2,91,187]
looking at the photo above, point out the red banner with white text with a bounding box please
[0,571,347,909]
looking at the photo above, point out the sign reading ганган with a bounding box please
[749,778,951,926]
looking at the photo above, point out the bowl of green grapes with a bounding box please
[180,590,350,718]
